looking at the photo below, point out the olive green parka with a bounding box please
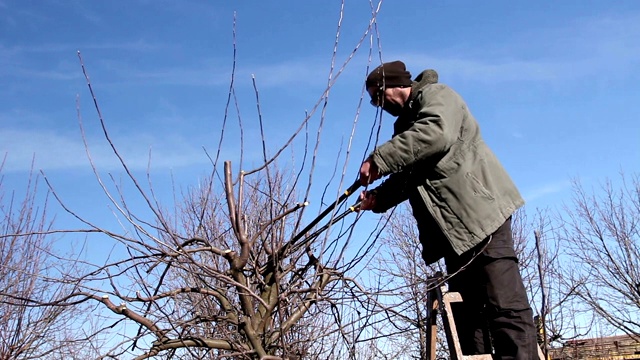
[369,70,524,263]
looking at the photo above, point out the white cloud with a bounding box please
[523,180,572,203]
[0,41,168,82]
[195,10,640,89]
[96,57,332,89]
[403,55,577,83]
[400,12,640,84]
[248,61,329,88]
[114,63,232,87]
[0,128,209,173]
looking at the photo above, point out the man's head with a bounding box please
[366,61,413,116]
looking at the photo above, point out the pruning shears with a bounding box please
[280,179,362,256]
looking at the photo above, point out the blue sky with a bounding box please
[1,0,639,235]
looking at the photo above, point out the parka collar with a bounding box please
[407,69,439,109]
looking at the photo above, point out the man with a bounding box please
[358,60,538,359]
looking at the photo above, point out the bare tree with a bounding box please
[0,159,94,359]
[367,205,585,359]
[46,74,368,358]
[0,3,404,359]
[367,203,449,360]
[560,174,640,339]
[512,208,588,357]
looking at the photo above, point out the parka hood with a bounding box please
[411,69,439,94]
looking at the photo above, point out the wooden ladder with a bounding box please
[425,274,546,360]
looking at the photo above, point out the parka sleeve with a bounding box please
[370,172,410,213]
[370,85,463,176]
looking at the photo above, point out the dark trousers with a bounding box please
[444,218,539,360]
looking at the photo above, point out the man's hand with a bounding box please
[359,158,380,186]
[358,190,377,211]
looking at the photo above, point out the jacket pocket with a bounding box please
[465,172,495,201]
[428,166,498,238]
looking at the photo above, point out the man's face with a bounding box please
[368,86,384,107]
[368,86,404,116]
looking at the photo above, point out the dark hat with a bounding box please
[366,60,412,89]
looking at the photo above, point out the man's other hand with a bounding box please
[358,190,377,211]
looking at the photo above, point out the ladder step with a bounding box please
[443,291,463,303]
[427,281,545,360]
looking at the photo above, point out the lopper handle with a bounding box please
[287,179,361,247]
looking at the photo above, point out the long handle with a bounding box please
[283,179,361,254]
[295,200,361,249]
